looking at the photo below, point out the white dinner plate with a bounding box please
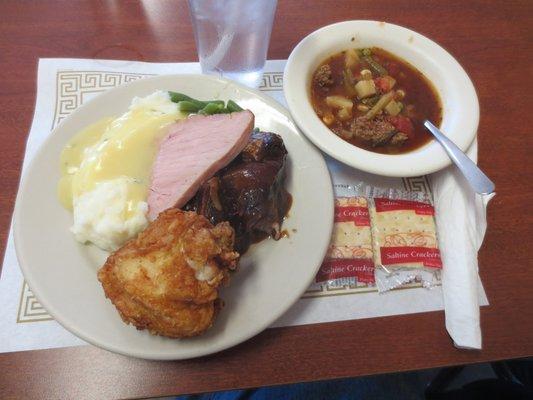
[14,74,333,360]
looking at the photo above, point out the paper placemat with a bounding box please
[0,58,488,353]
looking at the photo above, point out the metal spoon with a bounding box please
[424,120,495,195]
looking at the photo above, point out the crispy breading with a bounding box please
[98,209,239,338]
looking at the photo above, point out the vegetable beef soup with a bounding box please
[311,47,442,155]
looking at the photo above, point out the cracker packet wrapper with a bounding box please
[316,182,375,288]
[368,188,442,292]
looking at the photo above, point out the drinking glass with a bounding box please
[188,0,277,88]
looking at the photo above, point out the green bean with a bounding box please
[168,91,194,102]
[227,100,243,112]
[169,92,204,108]
[169,91,244,115]
[206,100,225,106]
[363,55,388,76]
[361,94,380,106]
[168,91,192,102]
[169,91,225,108]
[177,100,202,112]
[366,91,395,119]
[198,102,225,115]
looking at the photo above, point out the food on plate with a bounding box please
[368,191,442,292]
[58,91,184,250]
[57,90,266,251]
[147,110,254,220]
[316,196,374,286]
[185,130,291,253]
[58,88,292,338]
[169,91,244,114]
[311,47,442,154]
[97,209,239,338]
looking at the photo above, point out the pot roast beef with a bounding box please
[185,131,291,253]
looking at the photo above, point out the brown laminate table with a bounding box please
[1,1,532,399]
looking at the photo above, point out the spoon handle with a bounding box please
[424,121,495,195]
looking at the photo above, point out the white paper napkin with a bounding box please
[431,141,493,349]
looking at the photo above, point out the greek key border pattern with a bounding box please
[259,72,283,91]
[17,281,53,323]
[52,70,153,129]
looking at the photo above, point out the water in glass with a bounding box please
[188,0,277,88]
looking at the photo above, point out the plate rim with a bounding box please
[13,73,334,360]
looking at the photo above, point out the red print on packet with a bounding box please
[380,246,442,268]
[334,206,370,226]
[374,198,434,215]
[316,258,375,283]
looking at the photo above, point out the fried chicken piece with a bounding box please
[98,209,239,338]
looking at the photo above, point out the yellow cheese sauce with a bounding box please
[58,117,113,210]
[58,100,183,217]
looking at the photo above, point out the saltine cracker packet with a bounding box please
[368,189,442,292]
[316,196,375,288]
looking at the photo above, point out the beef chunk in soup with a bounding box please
[351,116,396,147]
[390,131,408,146]
[313,64,334,87]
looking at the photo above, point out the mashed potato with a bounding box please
[71,177,149,251]
[59,91,183,251]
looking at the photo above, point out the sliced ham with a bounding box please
[147,110,254,220]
